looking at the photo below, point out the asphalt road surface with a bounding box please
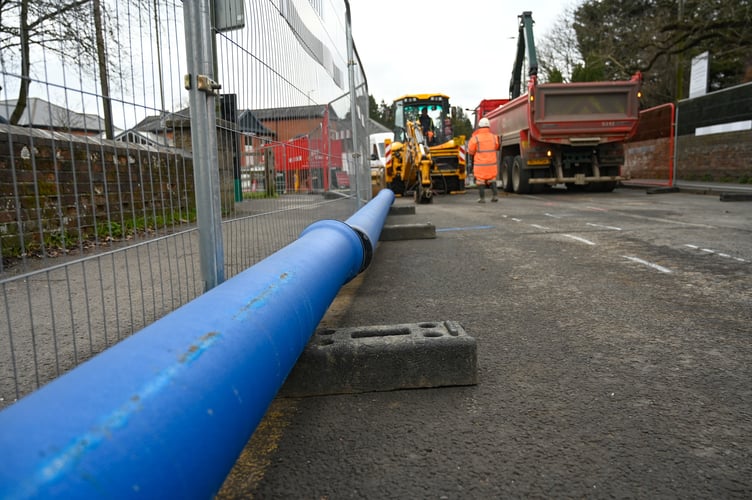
[218,186,751,499]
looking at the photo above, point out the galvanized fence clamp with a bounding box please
[183,74,222,95]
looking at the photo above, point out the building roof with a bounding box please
[250,104,329,121]
[131,107,276,136]
[238,109,276,137]
[131,115,165,132]
[0,98,105,132]
[113,129,174,148]
[132,108,191,133]
[368,118,391,134]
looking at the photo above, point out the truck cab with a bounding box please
[392,94,451,146]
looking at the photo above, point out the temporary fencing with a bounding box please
[623,103,676,186]
[0,0,370,409]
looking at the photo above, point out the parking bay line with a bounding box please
[684,244,748,263]
[563,234,596,245]
[586,222,622,231]
[622,256,673,274]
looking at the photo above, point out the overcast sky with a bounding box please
[349,1,573,117]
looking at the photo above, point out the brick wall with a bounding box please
[676,131,752,182]
[624,138,673,182]
[624,130,752,184]
[0,127,195,257]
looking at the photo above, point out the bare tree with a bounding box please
[537,5,583,83]
[93,0,114,138]
[0,0,90,124]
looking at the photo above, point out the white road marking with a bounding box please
[544,213,562,219]
[511,218,522,222]
[614,212,715,228]
[685,244,748,263]
[623,256,673,274]
[586,222,622,231]
[530,224,551,230]
[564,234,596,245]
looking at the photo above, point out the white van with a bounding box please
[369,132,393,169]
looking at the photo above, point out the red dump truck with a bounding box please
[486,11,643,193]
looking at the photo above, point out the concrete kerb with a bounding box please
[280,321,478,397]
[646,186,681,195]
[388,204,415,216]
[720,192,752,202]
[377,201,436,241]
[379,223,436,240]
[623,181,752,198]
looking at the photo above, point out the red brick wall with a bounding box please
[624,138,673,182]
[259,118,322,143]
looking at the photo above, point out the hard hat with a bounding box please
[478,117,490,128]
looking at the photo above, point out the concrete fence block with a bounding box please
[379,222,436,241]
[281,321,477,397]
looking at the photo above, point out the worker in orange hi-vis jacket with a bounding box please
[468,117,500,203]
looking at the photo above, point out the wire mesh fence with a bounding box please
[0,0,369,409]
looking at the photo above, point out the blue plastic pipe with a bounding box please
[0,189,395,499]
[345,188,395,272]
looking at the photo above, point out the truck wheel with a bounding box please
[512,156,531,194]
[501,157,514,192]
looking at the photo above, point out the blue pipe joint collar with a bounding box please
[299,219,365,281]
[345,189,394,272]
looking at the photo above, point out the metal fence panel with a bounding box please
[0,0,369,408]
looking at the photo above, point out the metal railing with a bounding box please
[0,0,369,409]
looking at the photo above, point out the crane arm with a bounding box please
[509,11,538,99]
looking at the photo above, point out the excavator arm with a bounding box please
[399,120,435,203]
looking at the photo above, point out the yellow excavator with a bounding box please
[384,119,435,203]
[384,93,467,201]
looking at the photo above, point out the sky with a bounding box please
[348,0,572,119]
